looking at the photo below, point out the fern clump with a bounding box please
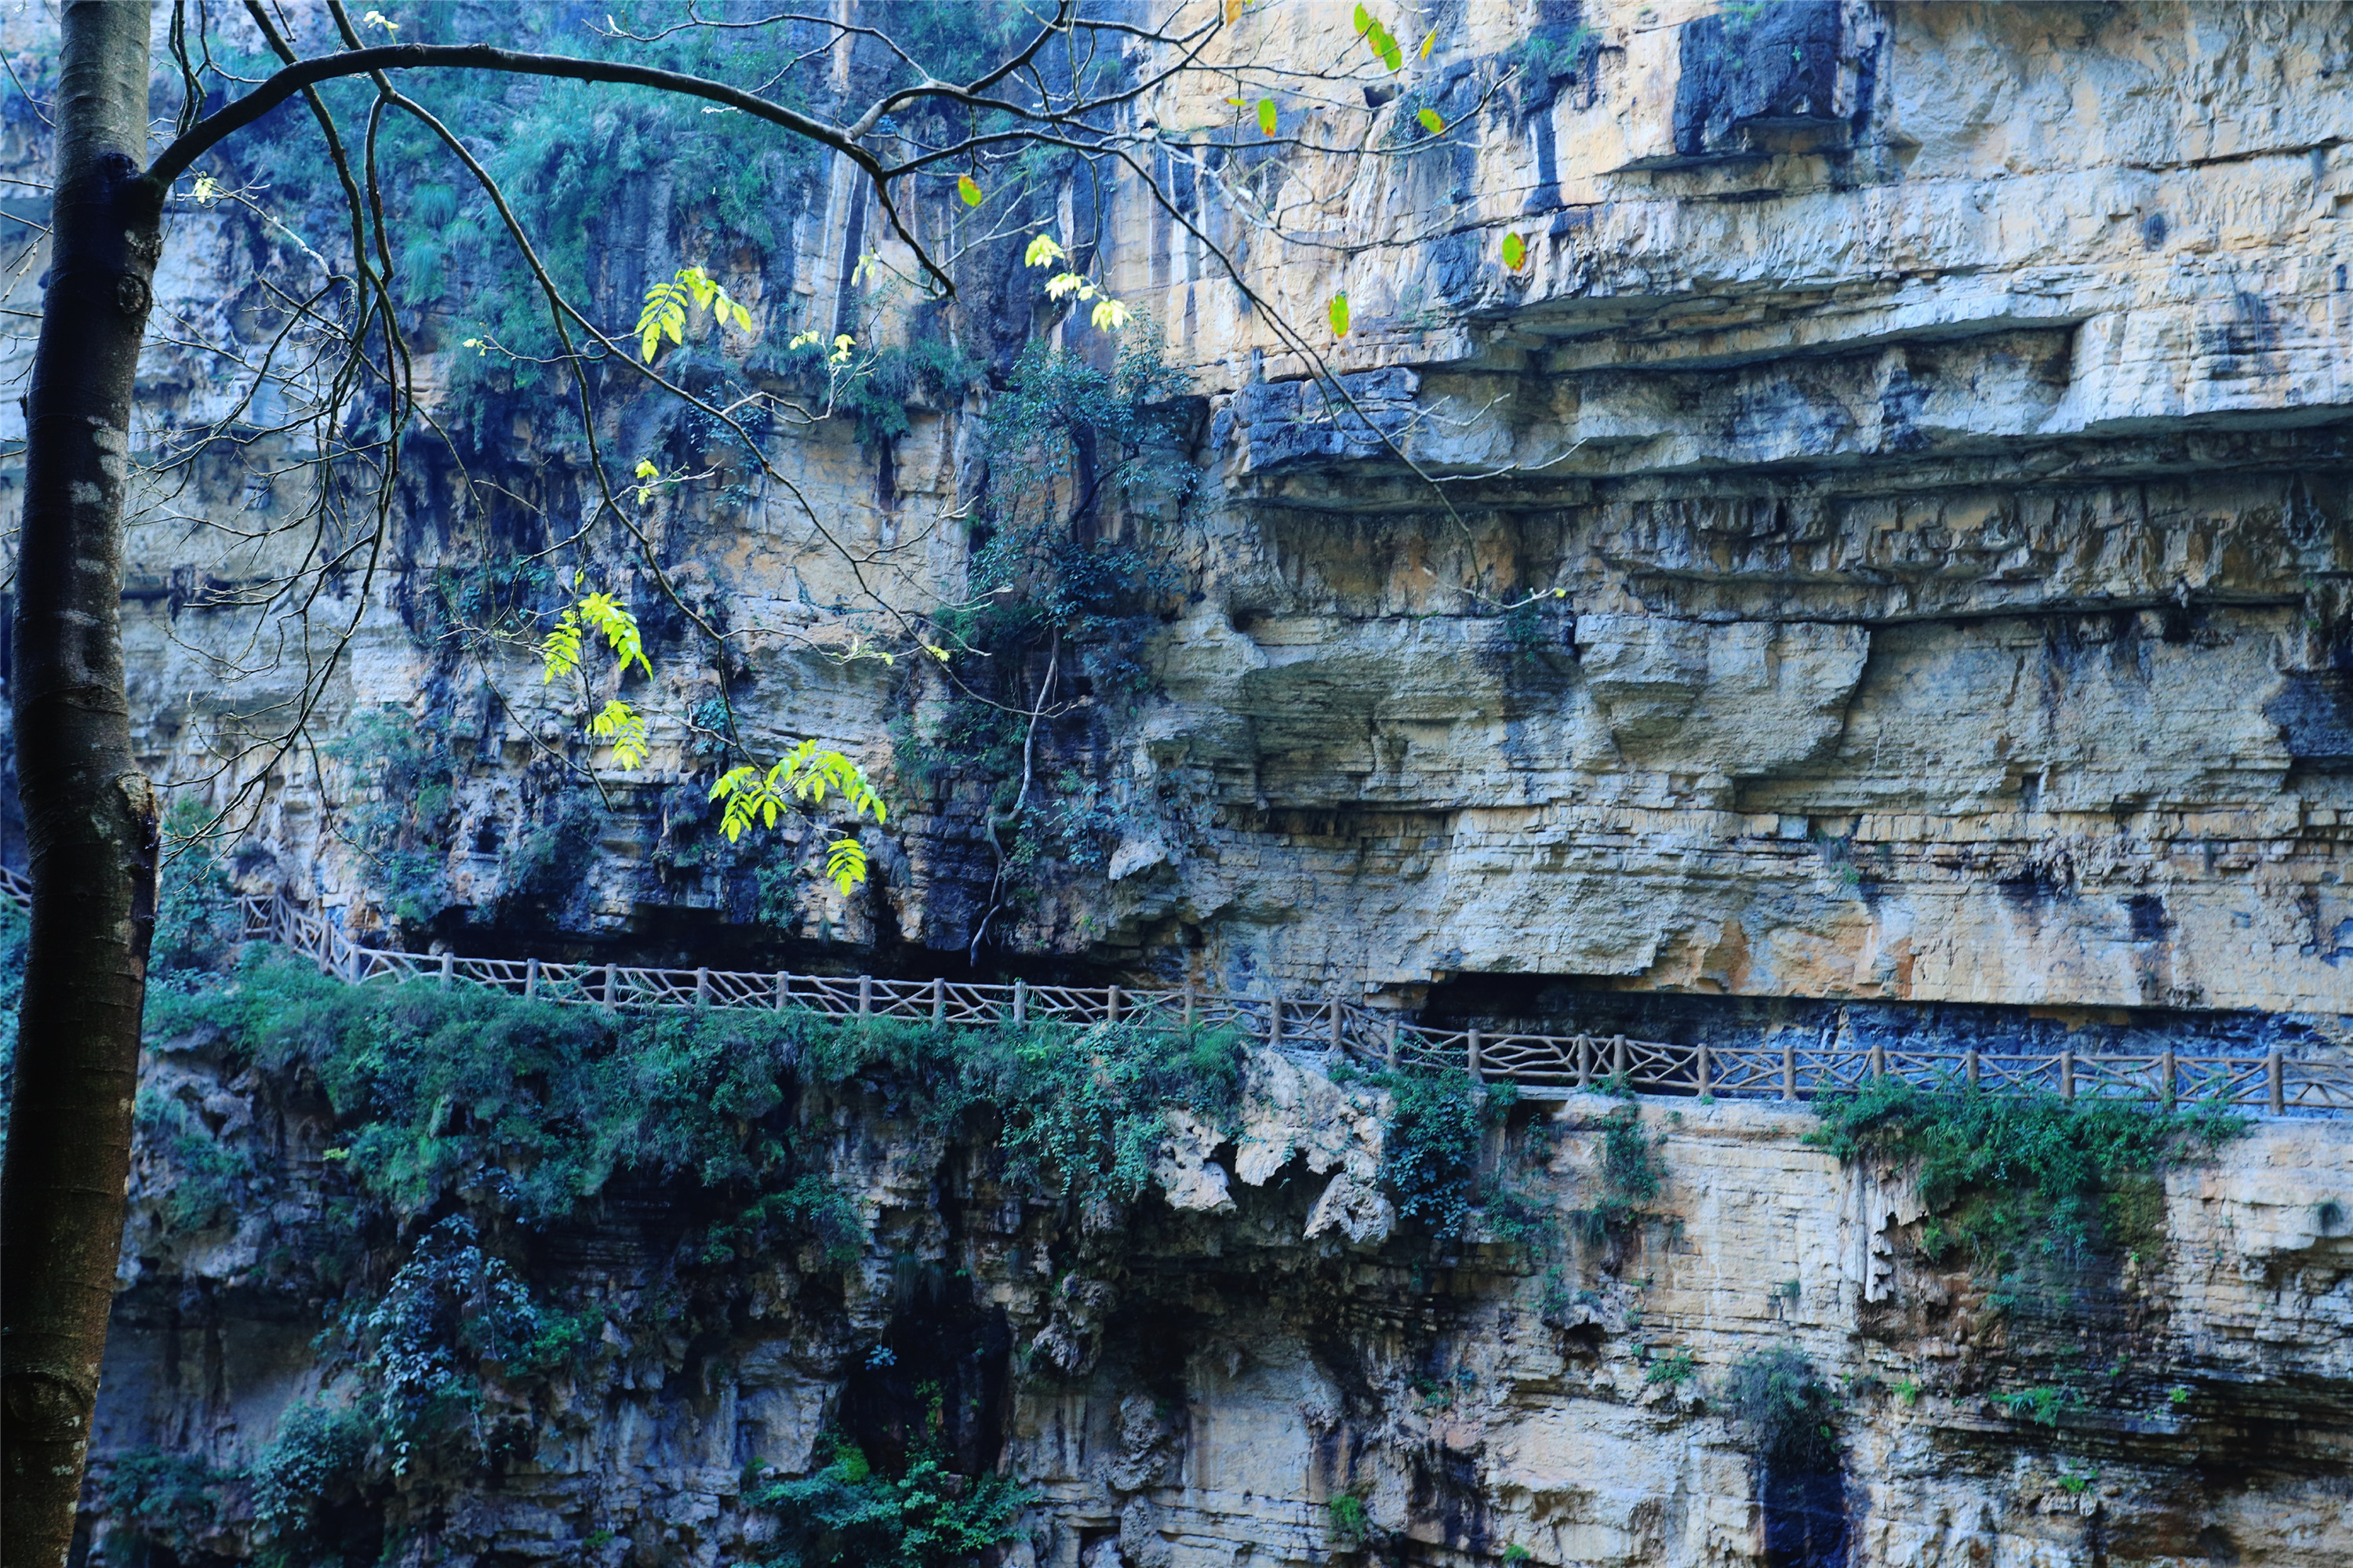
[744,1419,1033,1568]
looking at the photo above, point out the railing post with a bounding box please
[1467,1026,1482,1078]
[1696,1042,1710,1097]
[1578,1035,1592,1092]
[859,975,873,1018]
[524,956,539,1000]
[1781,1035,1796,1101]
[1870,1039,1886,1082]
[1012,978,1027,1028]
[2061,1046,2075,1101]
[1613,1034,1628,1083]
[1106,984,1121,1025]
[775,970,787,1010]
[1268,1000,1282,1050]
[1966,1046,1980,1092]
[440,951,454,989]
[2160,1047,2177,1111]
[932,976,946,1024]
[696,967,711,1008]
[2268,1047,2286,1115]
[1386,1014,1399,1071]
[1330,998,1344,1053]
[1182,975,1196,1030]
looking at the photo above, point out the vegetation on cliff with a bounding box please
[1807,1077,2246,1271]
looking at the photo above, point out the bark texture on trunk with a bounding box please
[0,4,162,1563]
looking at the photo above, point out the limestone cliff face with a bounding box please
[0,2,2340,1030]
[13,2,2353,1565]
[1090,0,2353,1019]
[90,1036,2353,1568]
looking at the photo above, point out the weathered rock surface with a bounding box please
[0,2,2339,1030]
[89,1042,2353,1568]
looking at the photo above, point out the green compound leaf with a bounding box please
[1328,291,1351,338]
[826,837,870,896]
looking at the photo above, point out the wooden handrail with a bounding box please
[0,879,2331,1114]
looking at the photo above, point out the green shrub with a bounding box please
[1326,1493,1370,1548]
[148,950,1249,1240]
[1571,1098,1666,1242]
[133,1085,256,1232]
[1806,1079,2246,1269]
[1644,1348,1697,1388]
[976,1020,1249,1207]
[249,1401,378,1568]
[323,708,457,931]
[153,797,244,977]
[1721,1349,1839,1470]
[95,1448,239,1565]
[1377,1068,1515,1239]
[744,1421,1033,1568]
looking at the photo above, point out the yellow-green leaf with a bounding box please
[1329,291,1351,337]
[827,837,870,895]
[1417,107,1444,135]
[1257,97,1277,136]
[1421,24,1437,58]
[957,174,983,206]
[1354,4,1372,36]
[587,699,649,770]
[540,612,584,684]
[1501,231,1528,271]
[1024,233,1067,267]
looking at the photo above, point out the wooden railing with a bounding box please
[225,893,2348,1115]
[0,876,2339,1112]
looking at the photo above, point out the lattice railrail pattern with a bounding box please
[0,881,2334,1113]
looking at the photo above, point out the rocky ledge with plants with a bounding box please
[72,897,2348,1568]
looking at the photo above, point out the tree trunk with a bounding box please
[0,4,162,1564]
